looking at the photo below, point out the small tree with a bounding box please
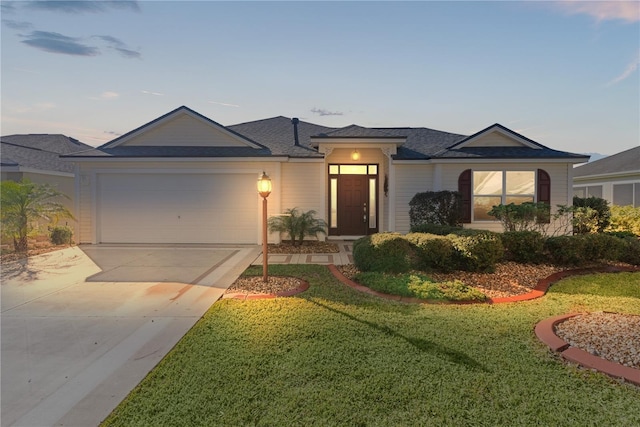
[573,196,610,233]
[1,179,74,252]
[267,207,327,246]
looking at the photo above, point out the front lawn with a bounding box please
[103,265,640,427]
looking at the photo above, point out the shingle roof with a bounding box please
[573,146,640,178]
[1,134,93,173]
[60,106,587,162]
[1,134,92,155]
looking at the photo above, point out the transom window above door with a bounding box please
[329,164,378,175]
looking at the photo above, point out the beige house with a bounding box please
[63,106,588,244]
[573,146,640,207]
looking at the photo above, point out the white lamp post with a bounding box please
[257,171,272,282]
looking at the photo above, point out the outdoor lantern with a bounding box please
[257,171,272,198]
[257,171,271,282]
[351,149,360,161]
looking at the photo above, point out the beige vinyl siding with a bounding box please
[281,162,324,212]
[280,162,325,241]
[76,161,281,244]
[394,164,434,234]
[120,114,248,147]
[464,132,526,148]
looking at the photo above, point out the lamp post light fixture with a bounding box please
[257,171,272,282]
[351,149,360,161]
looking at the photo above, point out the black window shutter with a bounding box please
[537,169,551,223]
[458,169,472,223]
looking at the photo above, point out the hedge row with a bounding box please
[353,231,504,274]
[352,229,640,274]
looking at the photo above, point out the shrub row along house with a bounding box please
[62,106,588,245]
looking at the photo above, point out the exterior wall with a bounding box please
[75,160,283,244]
[573,173,640,207]
[280,161,326,241]
[464,132,524,148]
[393,164,434,233]
[1,171,23,181]
[120,115,247,147]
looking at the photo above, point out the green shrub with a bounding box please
[607,205,640,236]
[619,237,640,265]
[500,231,546,264]
[405,233,457,272]
[352,233,416,273]
[410,223,463,235]
[450,233,503,272]
[409,191,462,228]
[581,233,624,263]
[544,235,586,265]
[488,202,550,232]
[49,225,73,245]
[573,196,611,234]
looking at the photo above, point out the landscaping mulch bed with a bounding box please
[0,244,74,265]
[226,275,304,295]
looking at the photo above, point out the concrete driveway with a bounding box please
[1,244,260,427]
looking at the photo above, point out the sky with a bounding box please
[1,1,639,156]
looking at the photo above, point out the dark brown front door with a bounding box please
[338,174,369,235]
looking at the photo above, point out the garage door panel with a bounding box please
[98,173,257,244]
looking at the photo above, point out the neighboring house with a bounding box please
[1,134,94,236]
[573,146,640,207]
[63,106,588,245]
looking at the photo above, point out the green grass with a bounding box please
[102,266,640,427]
[354,271,487,301]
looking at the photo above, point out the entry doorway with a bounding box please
[328,164,379,236]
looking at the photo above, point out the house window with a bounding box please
[613,183,640,207]
[472,170,535,221]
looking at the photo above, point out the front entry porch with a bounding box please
[328,164,379,237]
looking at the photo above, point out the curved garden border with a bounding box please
[222,277,310,300]
[327,264,640,305]
[535,313,640,386]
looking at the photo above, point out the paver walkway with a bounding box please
[251,241,353,266]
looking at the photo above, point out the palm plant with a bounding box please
[1,179,74,252]
[267,207,327,246]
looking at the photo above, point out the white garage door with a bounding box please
[98,173,258,244]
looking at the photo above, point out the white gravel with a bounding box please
[554,312,640,369]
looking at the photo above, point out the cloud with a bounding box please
[25,1,140,14]
[208,100,240,107]
[311,107,344,117]
[104,130,122,136]
[20,31,98,56]
[554,0,639,23]
[606,50,640,86]
[94,35,141,59]
[2,19,32,30]
[141,90,164,96]
[1,2,17,14]
[18,30,141,58]
[90,91,120,100]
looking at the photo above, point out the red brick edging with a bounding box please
[328,264,640,305]
[535,313,640,386]
[222,278,310,300]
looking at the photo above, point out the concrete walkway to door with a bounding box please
[251,241,354,266]
[1,244,260,427]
